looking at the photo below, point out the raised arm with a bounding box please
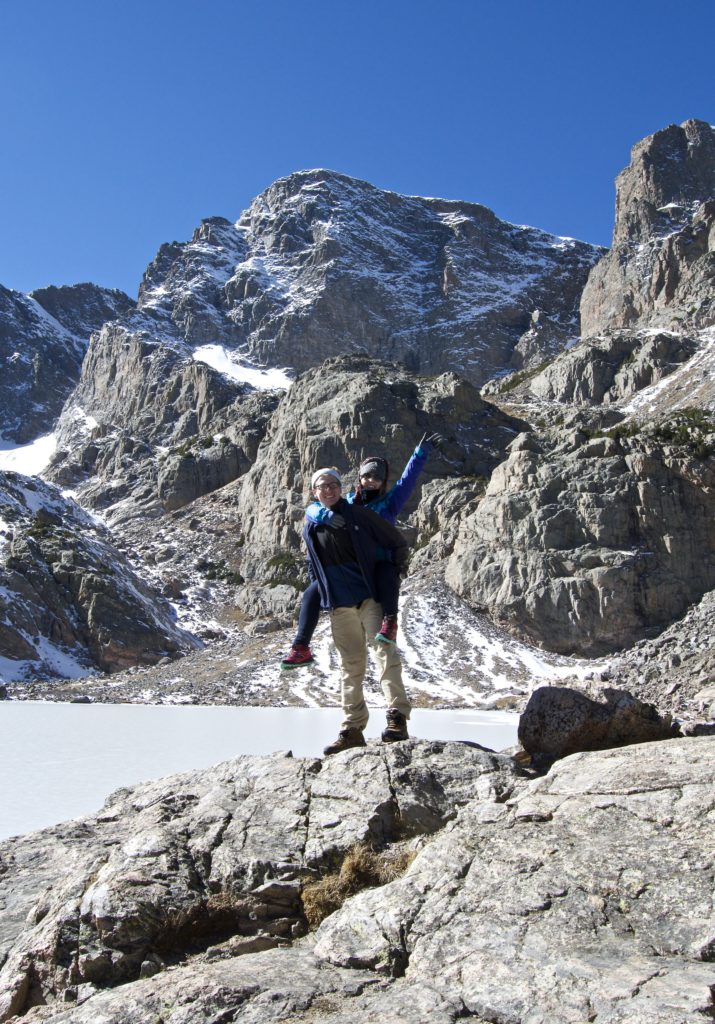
[382,432,441,519]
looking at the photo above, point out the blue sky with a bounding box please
[1,0,712,298]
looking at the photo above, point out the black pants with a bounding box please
[293,562,401,646]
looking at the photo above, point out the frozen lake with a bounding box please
[0,703,518,841]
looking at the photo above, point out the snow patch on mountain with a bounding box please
[0,433,57,475]
[192,345,293,390]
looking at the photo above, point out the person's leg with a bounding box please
[359,598,410,722]
[374,562,400,643]
[330,605,369,732]
[281,582,320,668]
[293,581,321,645]
[374,561,400,617]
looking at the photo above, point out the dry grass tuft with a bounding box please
[302,843,416,929]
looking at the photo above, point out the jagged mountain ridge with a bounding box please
[44,169,602,504]
[0,283,134,444]
[137,169,603,378]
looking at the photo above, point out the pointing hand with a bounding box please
[419,432,443,450]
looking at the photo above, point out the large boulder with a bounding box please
[517,685,678,761]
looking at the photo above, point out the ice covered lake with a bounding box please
[0,703,518,841]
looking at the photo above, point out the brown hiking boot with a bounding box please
[381,709,408,742]
[323,727,366,756]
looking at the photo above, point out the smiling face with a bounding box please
[359,471,384,490]
[313,475,342,508]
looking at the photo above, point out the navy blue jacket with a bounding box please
[303,498,409,611]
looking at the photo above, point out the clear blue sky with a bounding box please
[1,0,712,298]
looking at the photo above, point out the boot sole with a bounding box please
[323,740,367,755]
[374,635,397,644]
[280,660,315,670]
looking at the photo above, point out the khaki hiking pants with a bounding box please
[330,598,411,731]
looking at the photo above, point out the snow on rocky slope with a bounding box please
[0,283,134,444]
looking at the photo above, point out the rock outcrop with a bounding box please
[1,736,712,1023]
[0,470,198,678]
[0,283,134,444]
[314,737,715,1024]
[517,685,678,762]
[232,354,525,581]
[526,328,699,408]
[0,740,517,1019]
[581,119,715,336]
[446,427,715,654]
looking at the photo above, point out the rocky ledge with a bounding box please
[1,708,712,1023]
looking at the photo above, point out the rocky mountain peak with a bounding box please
[613,119,715,246]
[580,119,715,337]
[30,282,135,338]
[130,166,603,382]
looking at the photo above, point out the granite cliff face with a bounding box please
[0,283,134,444]
[454,121,715,656]
[581,119,715,336]
[446,426,715,655]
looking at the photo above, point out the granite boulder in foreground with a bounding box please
[0,737,713,1023]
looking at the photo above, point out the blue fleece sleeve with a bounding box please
[381,443,430,520]
[305,501,333,524]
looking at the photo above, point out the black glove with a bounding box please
[419,431,442,450]
[327,513,346,529]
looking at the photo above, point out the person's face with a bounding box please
[360,472,383,490]
[313,476,342,507]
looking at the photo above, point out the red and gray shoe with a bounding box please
[280,643,314,670]
[375,614,398,644]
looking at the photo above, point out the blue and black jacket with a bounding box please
[303,498,409,611]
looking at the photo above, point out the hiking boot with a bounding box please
[381,709,408,742]
[280,643,314,670]
[375,614,398,644]
[323,727,366,756]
